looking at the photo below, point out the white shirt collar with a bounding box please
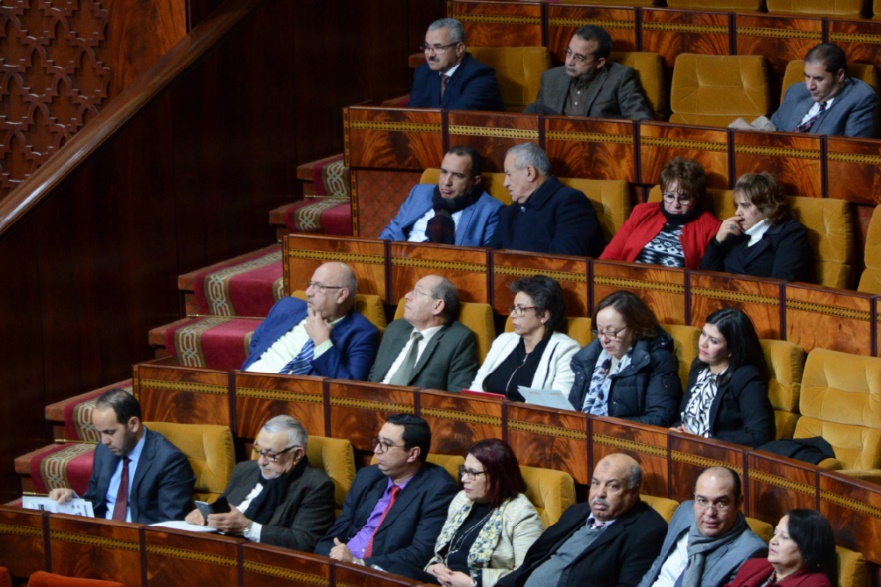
[744,218,771,246]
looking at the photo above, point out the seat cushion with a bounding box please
[519,464,576,527]
[761,339,804,439]
[468,47,551,112]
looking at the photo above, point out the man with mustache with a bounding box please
[496,453,667,587]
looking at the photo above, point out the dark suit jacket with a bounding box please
[770,76,878,138]
[222,460,335,551]
[699,219,814,283]
[524,63,654,121]
[241,296,380,380]
[315,463,459,570]
[638,501,767,587]
[490,176,604,257]
[497,500,667,587]
[408,53,505,112]
[368,319,478,392]
[83,428,195,524]
[674,361,775,448]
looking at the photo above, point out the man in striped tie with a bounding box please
[242,262,380,380]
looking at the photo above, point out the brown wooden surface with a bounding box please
[734,14,822,77]
[639,123,730,189]
[641,9,731,69]
[328,381,417,453]
[134,363,231,427]
[826,137,881,205]
[447,111,540,173]
[506,404,590,485]
[785,284,875,356]
[591,417,670,497]
[546,5,639,66]
[241,543,332,587]
[49,515,142,586]
[669,433,746,504]
[144,527,240,587]
[354,169,426,239]
[746,451,818,525]
[419,390,504,455]
[819,471,881,562]
[234,373,328,440]
[335,562,423,586]
[491,250,589,317]
[593,261,687,325]
[283,234,387,301]
[829,19,881,75]
[389,242,490,304]
[546,117,637,182]
[346,107,444,171]
[0,506,46,579]
[688,272,783,339]
[733,131,822,198]
[449,1,543,48]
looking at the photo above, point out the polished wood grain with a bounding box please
[353,169,426,239]
[669,433,746,505]
[449,0,543,48]
[144,527,240,587]
[591,417,670,497]
[447,111,541,173]
[732,130,822,198]
[491,250,589,317]
[419,390,504,455]
[826,137,881,205]
[547,5,639,66]
[335,562,422,586]
[49,515,142,586]
[746,451,818,525]
[828,19,881,75]
[688,271,783,339]
[593,261,687,325]
[0,506,46,579]
[134,363,231,427]
[819,471,881,563]
[507,404,590,485]
[547,117,637,182]
[283,234,387,301]
[639,122,730,189]
[390,242,490,304]
[234,373,327,440]
[346,107,445,171]
[328,381,417,453]
[785,284,875,356]
[641,9,731,69]
[242,543,332,587]
[734,14,822,77]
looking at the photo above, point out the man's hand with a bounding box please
[49,488,75,504]
[304,306,332,346]
[185,508,206,526]
[206,505,249,534]
[329,537,357,563]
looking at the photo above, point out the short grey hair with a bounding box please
[262,415,308,450]
[428,18,466,44]
[339,263,358,296]
[431,276,460,324]
[507,143,551,176]
[627,463,643,490]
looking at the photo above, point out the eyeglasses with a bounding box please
[592,326,628,341]
[306,281,344,293]
[458,465,487,480]
[662,192,694,205]
[508,305,539,317]
[565,47,592,64]
[694,495,734,512]
[419,42,459,54]
[253,444,299,463]
[373,437,407,453]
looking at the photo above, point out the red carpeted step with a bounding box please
[268,198,353,238]
[45,379,133,441]
[15,442,95,496]
[150,316,263,370]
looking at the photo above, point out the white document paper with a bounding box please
[150,520,218,533]
[519,387,576,411]
[22,496,94,517]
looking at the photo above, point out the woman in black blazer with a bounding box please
[700,172,814,282]
[671,308,774,448]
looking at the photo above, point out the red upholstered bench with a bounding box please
[270,154,352,238]
[149,316,262,370]
[15,442,95,496]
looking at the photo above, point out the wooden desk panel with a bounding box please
[829,19,881,77]
[144,527,240,587]
[353,169,425,240]
[641,9,731,69]
[328,381,417,453]
[547,5,639,65]
[419,390,504,455]
[242,543,331,587]
[593,261,687,325]
[688,272,782,340]
[0,506,47,579]
[389,242,490,304]
[819,472,881,563]
[491,250,589,317]
[506,404,590,485]
[334,561,423,586]
[669,433,746,505]
[234,373,327,439]
[447,111,540,173]
[746,451,818,525]
[345,107,443,171]
[734,14,822,77]
[283,234,387,301]
[785,284,874,356]
[639,123,730,189]
[449,1,543,48]
[49,515,142,586]
[591,417,670,497]
[826,137,881,206]
[732,131,822,198]
[546,117,637,182]
[134,362,231,427]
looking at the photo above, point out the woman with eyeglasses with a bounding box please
[568,290,681,426]
[671,308,774,448]
[469,275,580,400]
[600,157,720,269]
[700,172,813,282]
[724,509,837,587]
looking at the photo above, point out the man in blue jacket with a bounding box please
[378,145,503,247]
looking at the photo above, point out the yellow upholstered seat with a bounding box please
[306,435,356,516]
[746,517,774,543]
[395,299,494,363]
[144,421,235,503]
[291,291,387,333]
[781,61,879,107]
[610,51,666,119]
[761,339,804,440]
[642,494,680,523]
[519,464,576,527]
[858,204,881,293]
[838,545,868,587]
[560,177,630,244]
[767,0,866,19]
[661,324,700,396]
[468,47,551,113]
[426,453,465,480]
[795,348,881,482]
[669,54,769,128]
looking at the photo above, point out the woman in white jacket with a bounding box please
[470,275,579,400]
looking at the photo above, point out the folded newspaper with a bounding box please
[22,495,94,517]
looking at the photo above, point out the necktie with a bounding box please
[794,101,827,132]
[440,74,450,99]
[111,456,130,522]
[388,332,423,386]
[364,485,401,558]
[280,338,315,375]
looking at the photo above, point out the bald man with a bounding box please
[498,453,667,587]
[242,262,380,380]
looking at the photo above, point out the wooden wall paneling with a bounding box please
[447,111,540,173]
[640,9,732,70]
[732,131,822,198]
[133,362,231,428]
[345,107,444,171]
[448,1,543,48]
[546,5,639,66]
[746,451,819,525]
[334,561,423,586]
[283,234,387,302]
[490,251,589,317]
[49,515,142,586]
[328,381,417,454]
[546,117,637,182]
[639,123,731,190]
[241,543,332,587]
[593,260,688,325]
[234,373,327,440]
[785,284,875,356]
[0,506,47,579]
[819,471,881,563]
[688,272,783,339]
[829,19,881,77]
[668,433,746,504]
[591,417,670,498]
[733,14,823,79]
[419,390,504,455]
[144,527,239,587]
[353,169,426,239]
[389,242,490,304]
[506,404,590,486]
[826,137,881,205]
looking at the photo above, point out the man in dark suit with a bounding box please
[316,414,458,571]
[771,43,878,137]
[637,467,767,587]
[490,143,604,257]
[408,18,504,112]
[524,25,653,121]
[497,453,667,587]
[242,261,380,379]
[184,415,335,551]
[49,389,195,525]
[368,274,478,392]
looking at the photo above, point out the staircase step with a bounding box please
[269,199,353,240]
[45,379,133,441]
[148,316,263,370]
[16,442,96,496]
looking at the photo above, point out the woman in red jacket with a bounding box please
[600,157,720,269]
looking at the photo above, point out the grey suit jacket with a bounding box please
[524,63,654,121]
[637,501,767,587]
[222,459,335,551]
[368,319,478,392]
[770,77,878,137]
